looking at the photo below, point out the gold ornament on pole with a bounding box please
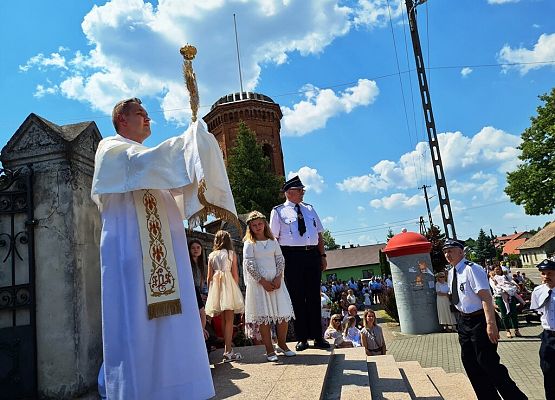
[179,44,199,122]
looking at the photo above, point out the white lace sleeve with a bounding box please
[274,240,285,276]
[243,241,262,282]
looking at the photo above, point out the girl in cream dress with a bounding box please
[205,230,244,362]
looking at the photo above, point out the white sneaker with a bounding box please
[275,345,296,357]
[266,352,279,362]
[222,350,243,363]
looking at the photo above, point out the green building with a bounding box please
[324,243,386,282]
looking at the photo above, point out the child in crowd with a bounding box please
[347,289,357,305]
[188,239,207,295]
[243,211,296,362]
[360,309,386,356]
[205,230,245,362]
[363,291,372,309]
[490,269,526,313]
[343,316,362,347]
[324,314,353,348]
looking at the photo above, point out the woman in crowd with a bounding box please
[243,211,296,362]
[435,272,456,332]
[347,289,357,306]
[339,291,350,317]
[325,314,353,348]
[321,289,332,336]
[489,265,521,338]
[188,239,206,294]
[360,309,386,356]
[205,230,245,362]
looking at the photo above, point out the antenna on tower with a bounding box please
[233,13,244,94]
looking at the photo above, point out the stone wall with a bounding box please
[1,114,102,399]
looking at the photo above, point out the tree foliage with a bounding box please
[323,229,340,250]
[425,224,447,273]
[505,87,555,215]
[474,229,496,265]
[226,121,284,217]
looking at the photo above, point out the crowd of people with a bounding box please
[93,98,553,399]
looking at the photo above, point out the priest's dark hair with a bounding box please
[111,97,142,133]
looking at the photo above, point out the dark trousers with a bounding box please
[540,330,555,400]
[282,247,322,342]
[457,313,527,400]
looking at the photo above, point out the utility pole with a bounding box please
[419,184,433,230]
[405,0,457,239]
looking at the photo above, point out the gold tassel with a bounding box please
[189,178,243,236]
[148,299,182,320]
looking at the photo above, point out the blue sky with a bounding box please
[1,0,554,245]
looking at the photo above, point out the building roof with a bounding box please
[518,221,555,250]
[326,243,386,270]
[502,237,528,255]
[210,92,276,110]
[495,232,525,247]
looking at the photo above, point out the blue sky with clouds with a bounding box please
[1,0,554,244]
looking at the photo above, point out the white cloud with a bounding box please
[288,166,326,194]
[503,212,522,220]
[322,216,335,224]
[369,193,423,210]
[338,126,521,193]
[34,84,59,98]
[357,206,365,213]
[488,0,519,4]
[353,0,403,27]
[461,67,473,77]
[20,0,364,122]
[281,79,379,136]
[498,33,555,74]
[450,172,498,198]
[19,52,68,72]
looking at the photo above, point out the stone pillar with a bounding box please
[383,230,440,334]
[1,113,102,398]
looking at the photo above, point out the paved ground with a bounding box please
[378,309,545,400]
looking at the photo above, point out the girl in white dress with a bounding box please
[205,230,245,362]
[243,211,296,362]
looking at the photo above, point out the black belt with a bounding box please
[459,309,484,318]
[280,245,318,252]
[545,330,555,337]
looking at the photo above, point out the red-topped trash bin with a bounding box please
[383,230,440,334]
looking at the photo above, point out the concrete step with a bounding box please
[367,355,412,400]
[424,367,477,400]
[396,361,442,400]
[321,347,370,400]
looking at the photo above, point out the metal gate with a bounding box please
[0,166,37,399]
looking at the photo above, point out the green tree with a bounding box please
[226,121,284,216]
[474,229,496,264]
[505,87,555,215]
[386,228,394,242]
[322,229,339,250]
[425,224,447,273]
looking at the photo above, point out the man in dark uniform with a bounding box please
[444,239,527,400]
[530,259,555,399]
[269,176,330,351]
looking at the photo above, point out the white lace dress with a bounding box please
[243,239,295,325]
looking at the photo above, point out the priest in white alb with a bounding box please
[91,96,237,400]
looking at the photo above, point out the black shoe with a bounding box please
[295,341,309,351]
[313,338,331,349]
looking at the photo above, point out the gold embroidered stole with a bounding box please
[133,189,182,319]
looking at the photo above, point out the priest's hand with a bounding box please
[272,277,281,290]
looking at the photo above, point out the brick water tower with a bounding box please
[203,92,285,177]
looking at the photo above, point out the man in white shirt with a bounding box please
[445,239,526,400]
[270,176,330,351]
[530,259,555,399]
[92,98,235,400]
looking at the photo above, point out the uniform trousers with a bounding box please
[456,312,527,400]
[281,247,322,342]
[540,330,555,400]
